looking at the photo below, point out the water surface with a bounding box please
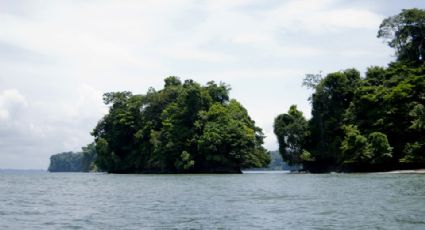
[0,172,424,229]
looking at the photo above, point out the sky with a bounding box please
[0,0,423,169]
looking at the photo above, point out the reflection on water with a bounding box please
[0,172,424,229]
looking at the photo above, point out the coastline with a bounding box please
[383,169,425,174]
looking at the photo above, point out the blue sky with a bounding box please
[0,0,423,169]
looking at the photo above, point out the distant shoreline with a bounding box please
[2,168,425,174]
[382,169,425,174]
[0,169,46,172]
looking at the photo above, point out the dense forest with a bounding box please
[48,143,96,172]
[91,78,270,173]
[274,9,425,172]
[49,8,424,174]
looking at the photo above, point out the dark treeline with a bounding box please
[92,78,270,173]
[274,9,425,172]
[48,143,96,172]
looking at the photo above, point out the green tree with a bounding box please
[367,132,392,164]
[340,125,369,163]
[81,143,97,172]
[92,91,144,173]
[197,100,270,170]
[346,63,425,162]
[302,73,322,90]
[401,103,425,162]
[282,9,425,172]
[92,77,270,173]
[308,69,361,165]
[378,8,425,65]
[410,103,425,130]
[274,105,310,165]
[341,126,392,165]
[48,152,83,172]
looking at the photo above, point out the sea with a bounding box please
[0,171,424,229]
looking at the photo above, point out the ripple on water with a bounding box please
[0,172,424,229]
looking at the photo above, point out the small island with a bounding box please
[48,144,97,172]
[92,78,270,173]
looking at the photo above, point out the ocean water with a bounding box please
[0,171,424,229]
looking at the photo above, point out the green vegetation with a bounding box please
[48,143,97,172]
[273,105,310,165]
[92,78,270,173]
[274,9,425,172]
[50,8,424,174]
[378,8,425,65]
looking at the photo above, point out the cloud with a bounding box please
[0,89,41,153]
[0,0,416,169]
[0,86,106,169]
[159,46,235,63]
[0,89,28,120]
[267,0,383,33]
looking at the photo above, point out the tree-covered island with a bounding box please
[274,8,425,172]
[48,143,97,172]
[91,78,270,173]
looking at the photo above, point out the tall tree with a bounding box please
[378,8,425,65]
[308,69,361,165]
[274,105,310,165]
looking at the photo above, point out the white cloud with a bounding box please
[159,46,235,62]
[0,86,106,169]
[0,0,416,169]
[65,84,107,119]
[0,89,28,120]
[267,0,383,33]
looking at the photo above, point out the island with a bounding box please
[48,144,96,172]
[273,9,425,172]
[90,77,270,173]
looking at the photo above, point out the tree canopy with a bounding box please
[275,64,425,172]
[273,105,310,165]
[92,77,270,173]
[378,8,425,65]
[274,9,425,172]
[48,143,97,172]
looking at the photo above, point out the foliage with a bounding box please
[302,73,323,90]
[273,105,309,165]
[378,8,425,65]
[401,142,425,163]
[410,104,425,130]
[346,63,425,162]
[306,62,423,169]
[273,9,425,171]
[48,143,97,172]
[81,143,97,172]
[367,132,393,164]
[48,152,83,172]
[401,103,425,162]
[340,126,392,165]
[308,69,361,164]
[340,125,370,163]
[92,77,270,173]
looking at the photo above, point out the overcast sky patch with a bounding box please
[0,0,423,169]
